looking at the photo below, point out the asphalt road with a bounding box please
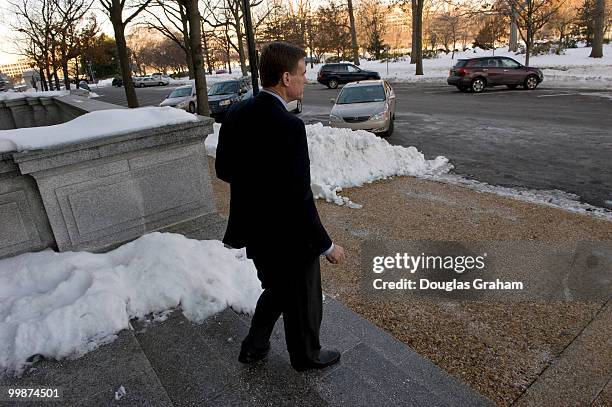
[95,83,612,209]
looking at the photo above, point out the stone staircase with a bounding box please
[0,296,494,407]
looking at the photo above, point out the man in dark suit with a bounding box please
[215,42,345,371]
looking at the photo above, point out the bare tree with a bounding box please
[53,0,93,89]
[590,0,605,57]
[356,0,387,59]
[346,0,360,65]
[9,0,58,89]
[143,0,194,77]
[204,0,271,76]
[504,0,562,66]
[181,0,209,115]
[99,0,153,108]
[547,0,579,54]
[508,3,519,51]
[411,0,424,74]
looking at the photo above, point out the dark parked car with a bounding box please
[208,77,252,122]
[317,63,380,89]
[77,80,91,91]
[112,77,123,87]
[447,57,543,93]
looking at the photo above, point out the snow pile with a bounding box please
[205,122,451,207]
[438,174,612,221]
[0,106,199,153]
[306,123,451,206]
[0,90,69,101]
[0,232,262,376]
[307,44,612,88]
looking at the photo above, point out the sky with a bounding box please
[0,4,113,65]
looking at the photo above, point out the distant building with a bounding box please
[0,59,33,78]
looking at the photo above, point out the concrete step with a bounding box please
[132,309,327,406]
[0,330,172,407]
[234,296,495,407]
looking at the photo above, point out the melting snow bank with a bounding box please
[435,174,612,221]
[0,106,199,153]
[306,123,451,207]
[0,232,261,376]
[205,122,452,207]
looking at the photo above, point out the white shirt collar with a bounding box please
[260,88,288,110]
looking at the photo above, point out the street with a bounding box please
[95,82,612,209]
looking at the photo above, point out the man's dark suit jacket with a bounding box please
[215,91,332,261]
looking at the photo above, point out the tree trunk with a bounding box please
[39,68,48,91]
[509,8,518,52]
[179,9,195,79]
[410,4,417,64]
[225,28,232,74]
[590,0,605,58]
[184,47,195,78]
[53,69,61,90]
[414,0,423,75]
[202,25,213,75]
[62,60,71,90]
[112,19,139,108]
[236,31,248,76]
[347,0,359,65]
[525,26,532,67]
[557,28,564,55]
[45,65,54,90]
[185,0,209,115]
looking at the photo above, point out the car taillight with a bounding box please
[456,68,467,76]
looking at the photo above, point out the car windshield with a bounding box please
[336,85,385,104]
[208,82,238,95]
[454,60,468,67]
[169,87,192,98]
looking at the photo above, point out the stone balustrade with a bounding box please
[0,94,217,259]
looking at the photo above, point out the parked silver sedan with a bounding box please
[329,80,396,137]
[134,76,159,88]
[159,84,197,112]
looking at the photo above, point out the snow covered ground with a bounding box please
[0,106,198,153]
[93,73,243,89]
[305,44,612,89]
[0,90,70,101]
[206,122,612,220]
[0,233,261,376]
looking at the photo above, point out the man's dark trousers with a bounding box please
[242,254,323,366]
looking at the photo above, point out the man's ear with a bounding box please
[281,72,290,86]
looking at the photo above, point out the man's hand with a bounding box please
[325,244,345,264]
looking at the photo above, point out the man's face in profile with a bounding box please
[286,58,307,102]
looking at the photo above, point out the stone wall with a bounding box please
[0,95,217,259]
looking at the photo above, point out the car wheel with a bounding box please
[470,77,486,93]
[294,99,302,114]
[382,118,394,138]
[327,78,338,89]
[159,82,164,86]
[524,75,539,90]
[139,83,145,88]
[188,102,196,113]
[506,84,518,90]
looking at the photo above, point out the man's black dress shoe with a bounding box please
[238,343,270,364]
[291,349,341,372]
